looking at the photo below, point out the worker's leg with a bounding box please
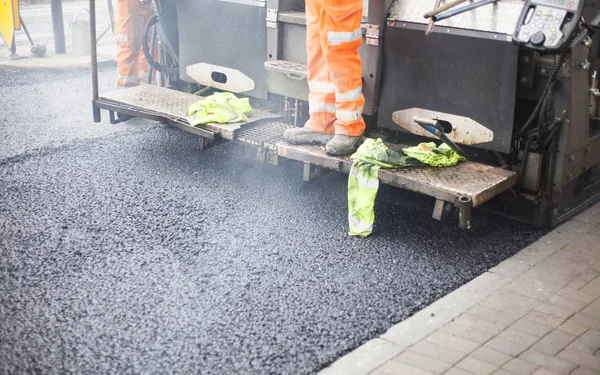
[283,0,335,145]
[321,0,366,155]
[114,0,145,87]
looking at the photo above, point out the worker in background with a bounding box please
[283,0,366,156]
[114,0,153,87]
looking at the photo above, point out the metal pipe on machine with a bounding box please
[50,0,66,54]
[89,0,100,122]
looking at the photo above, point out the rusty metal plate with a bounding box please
[100,85,279,140]
[388,0,524,35]
[276,141,517,206]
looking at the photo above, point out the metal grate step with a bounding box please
[235,121,295,147]
[264,60,308,81]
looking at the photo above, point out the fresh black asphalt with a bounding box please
[0,65,544,374]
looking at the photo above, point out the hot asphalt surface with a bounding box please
[0,65,545,374]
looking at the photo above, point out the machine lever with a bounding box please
[433,0,499,22]
[413,117,468,158]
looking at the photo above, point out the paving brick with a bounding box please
[470,346,513,367]
[511,318,553,338]
[467,304,522,326]
[519,350,577,374]
[556,320,589,337]
[502,358,539,375]
[425,331,480,354]
[445,368,476,375]
[440,322,496,345]
[456,356,498,375]
[562,234,600,261]
[455,314,508,335]
[527,263,577,287]
[489,258,531,279]
[554,250,600,266]
[320,338,406,375]
[481,291,539,318]
[579,282,600,300]
[378,360,434,375]
[566,270,600,290]
[393,350,452,374]
[530,330,576,356]
[411,340,467,365]
[498,328,539,348]
[570,313,600,330]
[504,277,560,302]
[485,337,528,357]
[493,370,517,375]
[546,295,587,312]
[581,299,600,317]
[570,367,600,375]
[556,287,597,304]
[530,369,561,375]
[557,346,600,370]
[545,255,591,277]
[534,302,576,320]
[573,205,600,225]
[523,311,566,329]
[569,329,600,353]
[556,220,595,234]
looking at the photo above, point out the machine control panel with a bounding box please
[513,0,583,51]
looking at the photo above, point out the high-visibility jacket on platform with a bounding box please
[114,0,153,86]
[348,140,466,237]
[305,0,367,137]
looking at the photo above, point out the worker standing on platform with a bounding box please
[283,0,366,156]
[114,0,153,87]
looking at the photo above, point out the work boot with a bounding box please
[283,126,333,145]
[325,135,364,156]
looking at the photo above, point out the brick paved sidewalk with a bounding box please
[321,203,600,375]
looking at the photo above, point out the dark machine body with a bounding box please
[91,0,600,228]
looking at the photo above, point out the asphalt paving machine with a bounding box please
[89,0,600,229]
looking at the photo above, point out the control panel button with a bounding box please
[530,31,545,46]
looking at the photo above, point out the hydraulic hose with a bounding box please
[142,15,178,74]
[142,0,180,74]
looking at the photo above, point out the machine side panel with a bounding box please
[377,26,519,153]
[177,0,268,99]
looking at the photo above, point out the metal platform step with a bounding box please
[272,141,517,208]
[278,10,306,25]
[264,60,308,80]
[234,121,518,221]
[97,85,280,140]
[264,60,309,100]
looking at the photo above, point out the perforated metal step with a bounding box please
[99,85,280,140]
[264,60,308,81]
[235,121,295,147]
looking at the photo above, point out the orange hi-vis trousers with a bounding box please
[114,0,153,86]
[305,0,366,137]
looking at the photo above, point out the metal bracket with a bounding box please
[456,196,473,229]
[266,9,278,29]
[432,199,454,221]
[303,162,328,182]
[366,24,381,46]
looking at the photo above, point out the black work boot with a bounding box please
[283,126,334,145]
[325,135,364,156]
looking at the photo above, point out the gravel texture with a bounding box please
[0,65,544,374]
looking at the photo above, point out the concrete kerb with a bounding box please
[0,43,116,71]
[318,215,588,375]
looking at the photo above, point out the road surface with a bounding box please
[0,64,544,374]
